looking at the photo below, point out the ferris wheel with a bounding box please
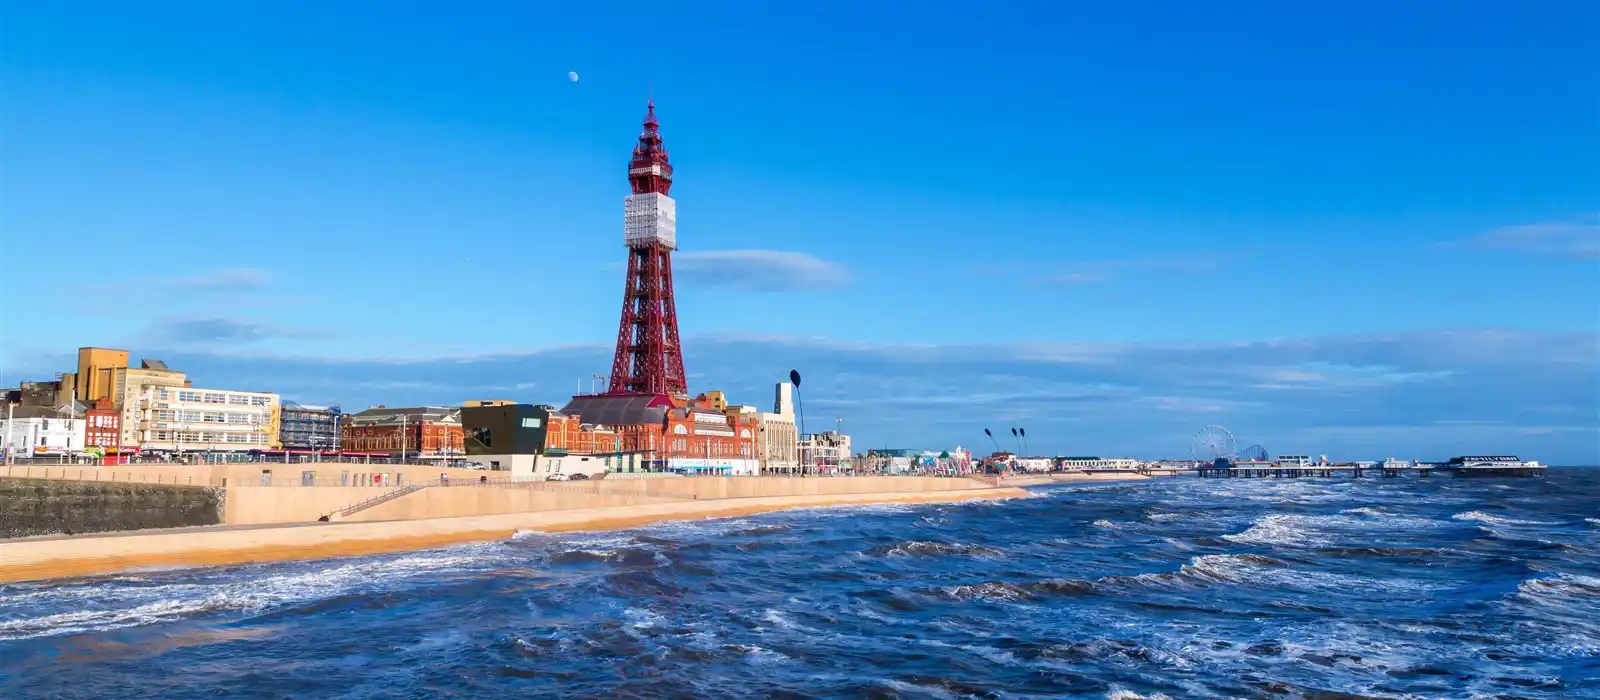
[1190,425,1237,462]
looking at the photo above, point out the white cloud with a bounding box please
[674,250,849,291]
[1448,217,1600,259]
[158,268,274,290]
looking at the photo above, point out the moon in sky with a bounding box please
[568,71,580,83]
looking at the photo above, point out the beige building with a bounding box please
[754,382,799,474]
[130,383,280,455]
[56,348,282,456]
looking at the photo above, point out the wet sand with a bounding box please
[0,486,1034,584]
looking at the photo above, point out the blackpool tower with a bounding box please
[607,100,687,396]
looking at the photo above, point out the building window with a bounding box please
[673,424,688,435]
[521,417,541,428]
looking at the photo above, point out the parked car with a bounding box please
[568,473,590,481]
[547,473,569,481]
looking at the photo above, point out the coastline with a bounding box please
[0,484,1042,584]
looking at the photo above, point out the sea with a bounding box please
[1,470,1596,699]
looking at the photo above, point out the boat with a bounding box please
[1439,455,1546,476]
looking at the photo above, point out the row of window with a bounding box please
[154,410,265,425]
[158,389,271,406]
[661,438,752,458]
[149,431,268,444]
[669,423,753,438]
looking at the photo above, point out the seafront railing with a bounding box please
[1,465,214,487]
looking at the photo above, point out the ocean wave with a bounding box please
[1315,546,1445,558]
[1451,510,1560,527]
[1224,511,1448,548]
[1517,572,1600,601]
[1107,689,1175,700]
[937,581,1035,603]
[1340,506,1389,516]
[1585,517,1600,527]
[864,540,1003,558]
[548,547,664,566]
[0,550,500,641]
[1222,514,1351,548]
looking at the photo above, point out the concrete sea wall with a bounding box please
[0,486,1033,583]
[0,477,222,539]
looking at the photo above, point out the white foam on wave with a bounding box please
[1222,514,1349,548]
[0,547,504,641]
[1585,517,1600,527]
[1092,519,1120,529]
[1107,687,1174,700]
[1517,572,1600,602]
[1451,510,1559,527]
[877,678,959,700]
[1340,506,1388,516]
[1225,509,1451,548]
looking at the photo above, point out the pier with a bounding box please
[1197,464,1439,478]
[1196,463,1543,479]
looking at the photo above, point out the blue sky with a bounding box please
[2,2,1596,462]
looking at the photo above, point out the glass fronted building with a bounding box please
[279,402,342,452]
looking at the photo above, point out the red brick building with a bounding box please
[543,412,622,454]
[83,397,125,464]
[560,391,760,474]
[341,406,464,460]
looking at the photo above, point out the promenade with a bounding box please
[0,469,1153,583]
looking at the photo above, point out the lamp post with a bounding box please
[789,370,806,475]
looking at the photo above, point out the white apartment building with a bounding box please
[1,406,86,459]
[130,385,280,455]
[1057,457,1140,471]
[799,430,852,473]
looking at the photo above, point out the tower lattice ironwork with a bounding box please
[608,100,687,396]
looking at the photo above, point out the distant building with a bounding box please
[279,402,342,452]
[461,403,631,479]
[135,384,280,458]
[798,430,852,474]
[755,383,799,475]
[1057,457,1139,471]
[463,400,516,407]
[664,397,759,475]
[342,406,464,461]
[83,397,122,463]
[1,405,86,461]
[559,390,761,475]
[5,348,281,460]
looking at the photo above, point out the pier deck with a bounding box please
[1196,465,1544,478]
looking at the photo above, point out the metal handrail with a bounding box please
[335,484,425,518]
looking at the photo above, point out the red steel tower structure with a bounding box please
[607,100,687,396]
